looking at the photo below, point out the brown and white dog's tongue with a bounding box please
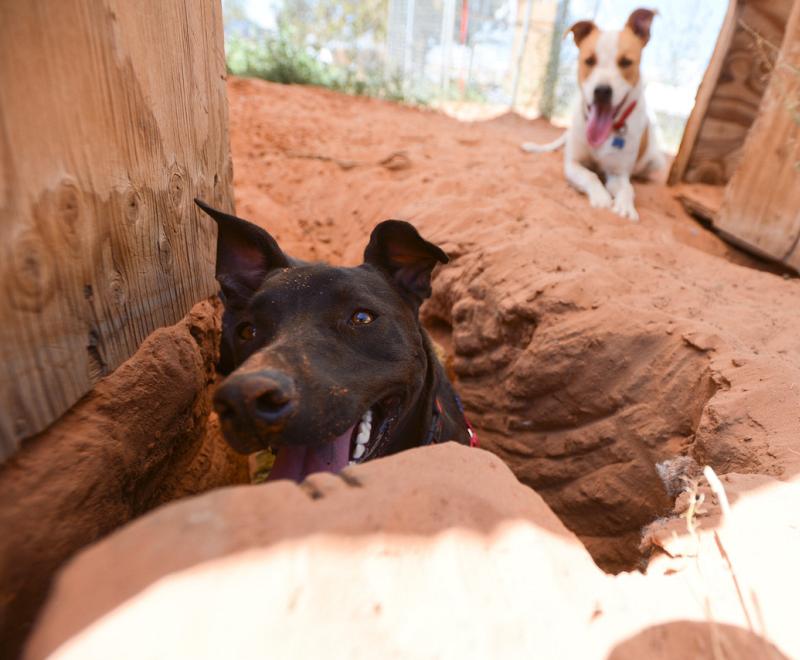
[267,424,355,483]
[586,103,615,148]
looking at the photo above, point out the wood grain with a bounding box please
[669,0,794,185]
[668,0,739,185]
[717,0,800,271]
[0,1,233,458]
[674,183,724,224]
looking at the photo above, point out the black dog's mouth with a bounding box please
[266,395,402,483]
[347,396,402,465]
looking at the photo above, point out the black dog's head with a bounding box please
[195,199,449,482]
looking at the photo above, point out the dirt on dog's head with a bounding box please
[567,8,656,148]
[195,199,448,481]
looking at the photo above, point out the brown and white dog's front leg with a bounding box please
[552,7,661,223]
[564,159,613,209]
[606,174,638,221]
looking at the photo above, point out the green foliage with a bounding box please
[335,65,414,103]
[276,0,388,50]
[225,26,425,104]
[222,0,424,103]
[226,28,336,87]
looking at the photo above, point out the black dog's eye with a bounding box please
[618,56,633,68]
[585,54,597,67]
[236,322,256,341]
[350,310,376,325]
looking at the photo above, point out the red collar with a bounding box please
[451,395,479,448]
[613,99,638,131]
[582,96,638,132]
[424,396,479,448]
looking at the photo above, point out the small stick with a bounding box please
[703,465,731,518]
[703,465,762,635]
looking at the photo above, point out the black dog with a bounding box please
[195,199,476,483]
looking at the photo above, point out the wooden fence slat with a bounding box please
[716,0,800,270]
[668,0,740,185]
[0,1,233,458]
[669,0,794,185]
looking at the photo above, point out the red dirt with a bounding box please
[0,299,248,657]
[26,445,800,660]
[22,76,800,660]
[225,76,800,570]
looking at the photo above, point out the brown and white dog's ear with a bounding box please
[565,20,596,46]
[363,220,448,309]
[626,8,657,45]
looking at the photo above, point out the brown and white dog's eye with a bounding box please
[618,56,634,68]
[585,54,597,67]
[350,310,376,325]
[237,322,256,341]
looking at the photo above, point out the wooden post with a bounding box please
[439,0,457,94]
[668,0,738,185]
[716,0,800,271]
[510,0,535,109]
[538,0,571,119]
[0,1,233,458]
[668,0,794,185]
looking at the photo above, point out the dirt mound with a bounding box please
[225,77,800,571]
[19,76,800,658]
[25,445,800,660]
[0,299,249,656]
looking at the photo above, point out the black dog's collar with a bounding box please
[421,394,479,448]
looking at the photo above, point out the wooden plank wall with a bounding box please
[669,0,794,185]
[0,1,233,458]
[716,0,800,271]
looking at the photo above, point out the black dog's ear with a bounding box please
[195,198,289,305]
[363,220,448,307]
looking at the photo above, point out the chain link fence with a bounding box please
[385,0,561,108]
[223,0,727,149]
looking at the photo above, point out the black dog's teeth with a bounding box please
[349,398,401,465]
[350,408,373,463]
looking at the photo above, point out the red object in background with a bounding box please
[458,0,469,93]
[459,0,469,44]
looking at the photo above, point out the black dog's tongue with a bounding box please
[267,424,355,482]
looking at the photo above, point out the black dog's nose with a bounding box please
[593,85,613,105]
[214,370,297,430]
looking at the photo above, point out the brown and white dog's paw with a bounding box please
[612,194,639,222]
[587,185,613,209]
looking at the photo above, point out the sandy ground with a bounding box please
[24,77,800,660]
[226,76,800,569]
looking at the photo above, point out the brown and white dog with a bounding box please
[522,8,665,221]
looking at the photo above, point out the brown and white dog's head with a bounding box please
[568,8,656,148]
